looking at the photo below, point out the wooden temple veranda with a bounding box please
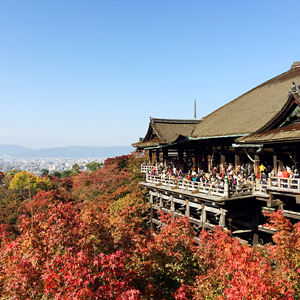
[133,62,300,244]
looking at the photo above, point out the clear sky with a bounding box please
[0,0,299,148]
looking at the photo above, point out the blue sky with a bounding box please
[0,0,299,148]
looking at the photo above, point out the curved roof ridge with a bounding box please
[151,117,200,124]
[200,68,292,123]
[191,67,300,139]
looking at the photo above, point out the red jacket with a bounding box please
[282,170,290,178]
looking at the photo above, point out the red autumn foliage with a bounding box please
[1,154,300,299]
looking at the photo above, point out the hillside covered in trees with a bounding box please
[0,153,300,299]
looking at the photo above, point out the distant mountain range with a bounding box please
[0,145,135,158]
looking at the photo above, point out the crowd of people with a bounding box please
[144,161,300,190]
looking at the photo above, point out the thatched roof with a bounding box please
[191,67,300,139]
[132,118,199,149]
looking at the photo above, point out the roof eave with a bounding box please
[188,134,247,141]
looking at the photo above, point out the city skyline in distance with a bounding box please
[0,144,134,158]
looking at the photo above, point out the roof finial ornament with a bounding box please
[194,99,197,120]
[289,79,300,96]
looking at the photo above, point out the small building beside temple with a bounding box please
[133,62,300,244]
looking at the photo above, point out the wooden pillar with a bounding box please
[178,148,184,171]
[163,148,168,167]
[149,150,153,165]
[219,208,226,227]
[150,192,154,231]
[207,147,213,172]
[196,146,201,170]
[186,149,190,171]
[252,208,260,245]
[201,204,207,230]
[273,148,278,175]
[159,193,163,210]
[185,200,190,218]
[276,147,283,172]
[294,146,300,170]
[202,148,207,172]
[224,176,229,199]
[235,148,241,169]
[220,146,226,174]
[170,195,175,215]
[156,149,160,163]
[254,154,260,177]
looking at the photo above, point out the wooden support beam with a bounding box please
[150,192,153,204]
[163,148,168,167]
[224,176,229,199]
[254,154,260,177]
[159,193,163,209]
[232,229,252,235]
[262,207,300,220]
[281,210,300,220]
[220,146,226,174]
[191,189,200,194]
[252,209,260,245]
[201,204,207,230]
[196,146,201,171]
[207,150,212,172]
[267,198,284,208]
[170,195,175,215]
[275,147,283,172]
[156,149,160,163]
[272,148,277,175]
[150,202,154,231]
[178,148,184,171]
[219,208,226,227]
[149,149,153,165]
[185,200,190,218]
[235,148,240,169]
[295,145,300,170]
[258,225,276,234]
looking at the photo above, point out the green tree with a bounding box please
[51,171,61,178]
[9,171,51,194]
[61,170,72,178]
[71,164,81,176]
[41,169,49,176]
[5,169,20,177]
[85,162,101,171]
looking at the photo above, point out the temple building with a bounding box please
[133,62,300,176]
[133,62,300,244]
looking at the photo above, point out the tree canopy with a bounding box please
[0,153,299,299]
[86,161,102,171]
[41,169,49,176]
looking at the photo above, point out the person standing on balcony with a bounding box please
[172,166,177,175]
[260,163,266,174]
[265,163,272,177]
[282,168,290,178]
[270,169,275,177]
[261,172,268,188]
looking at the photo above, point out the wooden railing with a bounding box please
[146,174,227,198]
[145,172,300,198]
[142,163,300,197]
[229,183,253,196]
[269,177,300,193]
[141,165,156,173]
